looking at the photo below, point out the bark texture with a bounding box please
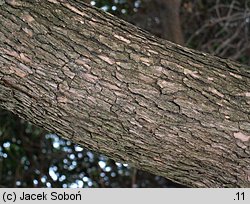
[0,0,250,187]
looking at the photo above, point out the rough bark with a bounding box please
[0,0,250,187]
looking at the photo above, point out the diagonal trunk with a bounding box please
[0,0,249,187]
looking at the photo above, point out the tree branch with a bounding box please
[0,0,250,187]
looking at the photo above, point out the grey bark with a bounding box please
[0,0,250,187]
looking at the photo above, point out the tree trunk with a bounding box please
[155,0,184,45]
[0,0,250,187]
